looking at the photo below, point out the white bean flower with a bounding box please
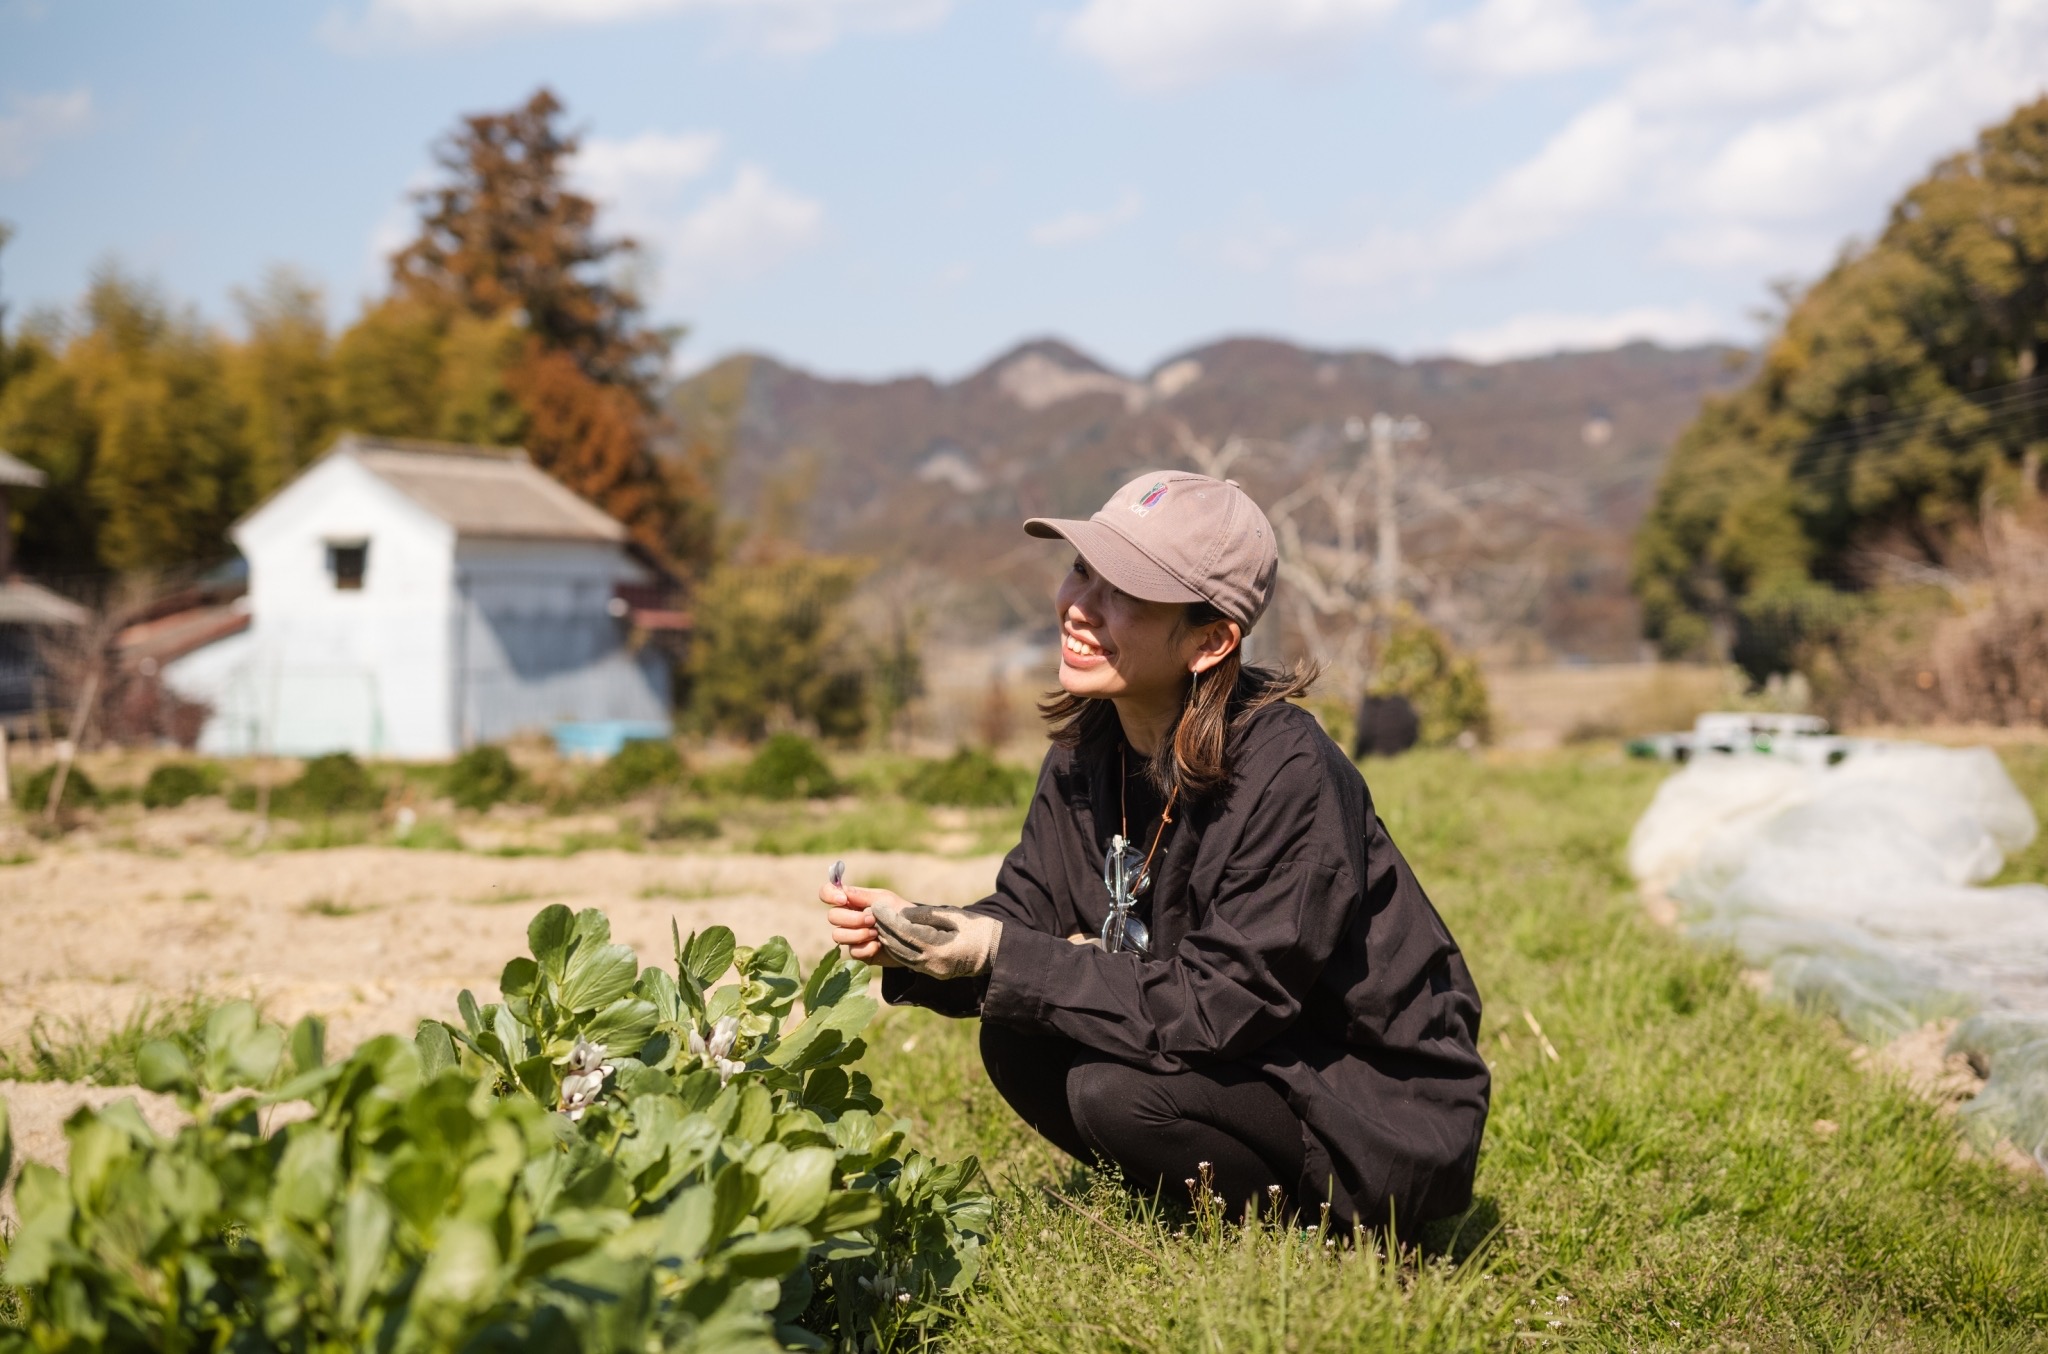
[556,1037,611,1121]
[687,1014,746,1085]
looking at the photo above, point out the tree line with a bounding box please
[0,89,717,582]
[1634,94,2048,709]
[0,88,923,744]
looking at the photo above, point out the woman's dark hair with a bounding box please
[1038,600,1319,798]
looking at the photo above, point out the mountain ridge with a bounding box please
[670,334,1751,661]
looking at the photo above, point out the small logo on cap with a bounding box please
[1131,481,1168,516]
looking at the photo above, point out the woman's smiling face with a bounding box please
[1054,555,1202,703]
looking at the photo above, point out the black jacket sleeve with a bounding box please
[980,734,1359,1072]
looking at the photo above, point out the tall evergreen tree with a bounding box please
[385,88,687,560]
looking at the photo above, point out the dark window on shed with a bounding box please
[327,541,368,591]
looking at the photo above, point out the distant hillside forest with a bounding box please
[670,337,1748,666]
[1635,97,2048,721]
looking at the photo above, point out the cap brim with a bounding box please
[1023,516,1204,605]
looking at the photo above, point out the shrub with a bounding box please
[1369,621,1494,746]
[18,764,98,812]
[901,748,1025,808]
[690,555,874,741]
[140,761,223,809]
[272,752,380,817]
[0,907,991,1352]
[580,737,684,804]
[649,804,722,842]
[394,818,465,851]
[739,732,842,800]
[445,743,522,810]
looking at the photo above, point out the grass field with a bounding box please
[5,743,2047,1348]
[863,749,2048,1351]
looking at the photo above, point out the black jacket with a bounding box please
[883,700,1490,1227]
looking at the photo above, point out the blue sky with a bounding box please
[3,0,2046,380]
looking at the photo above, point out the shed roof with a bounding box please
[0,580,88,626]
[324,435,628,543]
[0,451,48,489]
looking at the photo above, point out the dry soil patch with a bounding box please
[0,845,1000,1057]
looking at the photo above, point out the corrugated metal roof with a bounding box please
[0,580,88,626]
[0,450,48,489]
[335,435,627,543]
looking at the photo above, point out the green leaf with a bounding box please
[659,1181,716,1260]
[0,1098,9,1196]
[136,1038,197,1098]
[636,965,681,1023]
[583,997,660,1052]
[800,946,844,1012]
[708,1160,758,1248]
[748,936,799,984]
[528,903,577,980]
[219,1022,286,1089]
[571,905,614,945]
[733,1083,774,1145]
[411,1216,501,1318]
[685,926,738,992]
[813,1189,885,1235]
[764,1020,842,1074]
[273,1126,342,1221]
[754,1145,834,1231]
[289,1013,326,1073]
[719,1226,811,1277]
[501,955,542,1007]
[560,943,640,1013]
[200,1000,278,1088]
[337,1182,394,1325]
[203,998,259,1052]
[1,1166,73,1285]
[774,996,877,1073]
[415,1020,459,1076]
[457,988,485,1037]
[493,1003,529,1069]
[515,1054,556,1104]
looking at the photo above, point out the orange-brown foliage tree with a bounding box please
[388,88,691,564]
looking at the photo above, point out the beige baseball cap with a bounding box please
[1025,471,1280,629]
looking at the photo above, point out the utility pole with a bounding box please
[1365,412,1428,636]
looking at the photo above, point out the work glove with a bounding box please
[870,903,1002,980]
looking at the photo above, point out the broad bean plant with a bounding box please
[0,906,991,1353]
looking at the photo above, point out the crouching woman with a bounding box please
[823,472,1489,1231]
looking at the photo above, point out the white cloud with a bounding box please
[323,0,948,52]
[570,134,821,295]
[364,133,820,302]
[1061,0,1399,92]
[655,165,824,287]
[1424,0,1613,78]
[1438,303,1735,362]
[1306,0,2048,288]
[573,130,724,202]
[0,87,91,178]
[1029,189,1143,246]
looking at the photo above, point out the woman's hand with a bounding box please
[819,876,905,968]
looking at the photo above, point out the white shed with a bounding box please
[166,435,673,759]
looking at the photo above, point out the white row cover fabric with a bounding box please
[1628,743,2048,1165]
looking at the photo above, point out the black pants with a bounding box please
[979,1022,1306,1221]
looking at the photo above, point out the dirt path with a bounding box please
[0,845,1001,1057]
